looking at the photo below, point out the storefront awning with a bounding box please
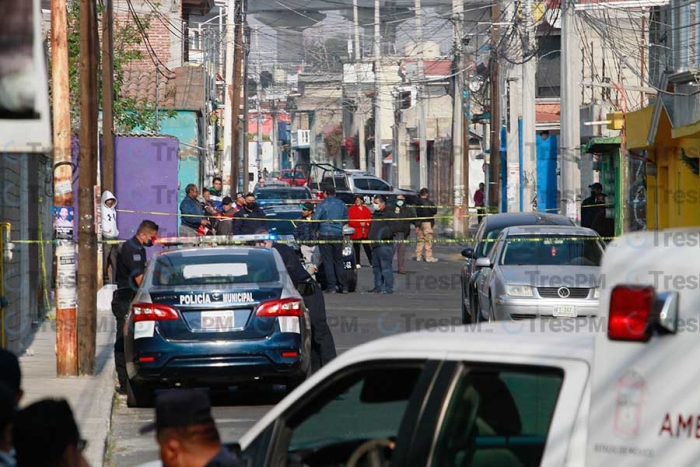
[625,104,656,149]
[583,136,620,154]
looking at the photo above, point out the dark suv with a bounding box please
[460,212,576,324]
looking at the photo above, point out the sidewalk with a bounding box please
[18,306,117,467]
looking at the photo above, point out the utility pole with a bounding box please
[353,0,366,171]
[416,0,428,189]
[231,0,243,194]
[373,0,382,176]
[452,0,466,235]
[224,0,235,194]
[78,0,99,375]
[489,0,502,211]
[243,22,250,183]
[52,0,77,376]
[560,0,581,220]
[272,100,279,172]
[101,0,115,194]
[521,0,537,212]
[255,27,263,183]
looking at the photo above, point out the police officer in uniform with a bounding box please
[112,220,159,394]
[256,230,337,369]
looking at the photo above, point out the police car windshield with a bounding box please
[500,235,603,267]
[148,249,280,286]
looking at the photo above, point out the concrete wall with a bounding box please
[156,112,203,226]
[71,136,180,263]
[0,153,53,353]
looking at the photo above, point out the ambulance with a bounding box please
[226,228,698,466]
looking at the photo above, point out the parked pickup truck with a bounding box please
[228,227,699,466]
[295,163,418,205]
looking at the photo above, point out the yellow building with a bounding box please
[625,101,700,229]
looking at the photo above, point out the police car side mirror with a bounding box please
[475,257,491,268]
[343,225,356,237]
[297,281,316,296]
[461,247,474,259]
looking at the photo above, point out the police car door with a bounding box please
[586,229,700,466]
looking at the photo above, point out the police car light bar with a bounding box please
[155,234,277,246]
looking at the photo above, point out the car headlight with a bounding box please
[506,285,534,297]
[594,288,600,299]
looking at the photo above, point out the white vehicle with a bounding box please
[229,227,697,466]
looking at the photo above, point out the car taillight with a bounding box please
[608,286,655,341]
[255,298,303,317]
[131,303,180,322]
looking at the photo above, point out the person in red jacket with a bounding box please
[348,195,373,268]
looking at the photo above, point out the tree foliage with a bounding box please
[323,125,343,161]
[50,0,164,133]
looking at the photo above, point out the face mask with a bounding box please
[397,200,404,207]
[247,202,257,210]
[144,235,156,247]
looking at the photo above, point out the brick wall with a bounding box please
[115,0,183,72]
[0,154,53,353]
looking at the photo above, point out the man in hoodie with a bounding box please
[101,191,119,284]
[208,177,224,212]
[312,185,349,294]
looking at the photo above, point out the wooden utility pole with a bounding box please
[489,0,501,211]
[52,0,77,376]
[102,0,115,193]
[243,22,250,185]
[78,0,99,375]
[231,0,244,194]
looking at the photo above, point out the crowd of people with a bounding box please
[178,177,267,238]
[174,178,440,296]
[291,186,439,295]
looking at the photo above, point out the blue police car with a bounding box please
[123,235,313,407]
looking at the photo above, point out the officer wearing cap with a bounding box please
[294,203,319,274]
[215,197,236,235]
[112,220,159,394]
[256,230,337,369]
[141,389,244,467]
[581,183,604,228]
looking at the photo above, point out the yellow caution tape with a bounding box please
[116,208,485,223]
[11,235,618,245]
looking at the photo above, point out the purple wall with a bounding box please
[72,136,180,261]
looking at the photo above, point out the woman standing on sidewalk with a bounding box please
[348,195,372,267]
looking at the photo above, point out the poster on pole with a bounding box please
[0,0,51,152]
[56,241,77,309]
[53,206,75,240]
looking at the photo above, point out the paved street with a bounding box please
[106,245,464,466]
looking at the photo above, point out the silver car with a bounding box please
[474,225,605,321]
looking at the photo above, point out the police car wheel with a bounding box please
[126,379,152,408]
